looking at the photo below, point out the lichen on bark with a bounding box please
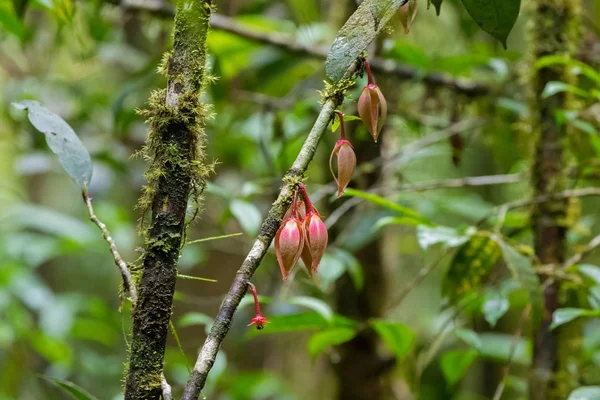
[526,0,581,399]
[124,1,214,400]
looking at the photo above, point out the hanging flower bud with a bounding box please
[399,0,418,34]
[246,282,268,330]
[330,111,356,197]
[275,189,304,280]
[358,59,387,143]
[298,184,328,275]
[283,197,306,220]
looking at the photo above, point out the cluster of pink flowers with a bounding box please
[249,59,388,330]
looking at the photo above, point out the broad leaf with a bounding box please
[250,312,355,335]
[288,296,333,322]
[0,1,27,39]
[460,0,521,49]
[179,312,214,328]
[325,0,408,82]
[482,291,510,327]
[568,386,600,400]
[13,101,93,190]
[550,308,600,330]
[307,327,357,357]
[440,349,478,386]
[39,376,99,400]
[430,0,443,15]
[416,225,475,250]
[443,234,501,302]
[455,328,482,351]
[370,319,415,360]
[230,199,262,235]
[343,188,432,226]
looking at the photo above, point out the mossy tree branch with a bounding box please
[181,66,359,400]
[528,0,581,399]
[124,1,212,399]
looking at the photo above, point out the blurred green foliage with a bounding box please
[2,0,600,399]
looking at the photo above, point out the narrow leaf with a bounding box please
[550,308,600,330]
[343,188,432,225]
[370,319,415,360]
[416,225,475,250]
[13,101,93,190]
[39,376,99,400]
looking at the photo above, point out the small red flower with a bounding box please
[358,59,387,143]
[247,282,268,330]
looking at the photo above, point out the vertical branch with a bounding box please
[124,1,213,399]
[528,1,580,399]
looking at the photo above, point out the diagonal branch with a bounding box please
[113,0,490,96]
[180,63,360,400]
[83,192,137,303]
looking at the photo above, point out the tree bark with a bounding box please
[124,1,212,399]
[528,1,580,399]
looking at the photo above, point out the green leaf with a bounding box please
[179,312,214,328]
[229,199,262,235]
[455,328,482,351]
[482,291,510,327]
[550,308,600,330]
[251,312,355,335]
[535,55,600,86]
[370,319,415,360]
[492,235,542,327]
[440,349,478,386]
[429,0,443,15]
[288,296,333,322]
[443,234,501,302]
[478,333,531,366]
[39,376,99,400]
[416,225,475,250]
[307,327,357,357]
[12,101,93,190]
[542,81,589,99]
[329,115,361,132]
[343,188,432,226]
[0,1,27,39]
[568,386,600,400]
[325,0,408,82]
[578,264,600,286]
[460,0,521,49]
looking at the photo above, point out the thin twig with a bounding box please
[487,187,600,229]
[492,305,531,400]
[563,233,600,268]
[83,193,137,303]
[113,1,490,96]
[160,373,172,400]
[393,174,523,193]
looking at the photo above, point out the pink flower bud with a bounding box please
[303,211,328,274]
[330,139,356,198]
[275,217,304,280]
[283,198,306,220]
[399,0,418,34]
[358,84,387,143]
